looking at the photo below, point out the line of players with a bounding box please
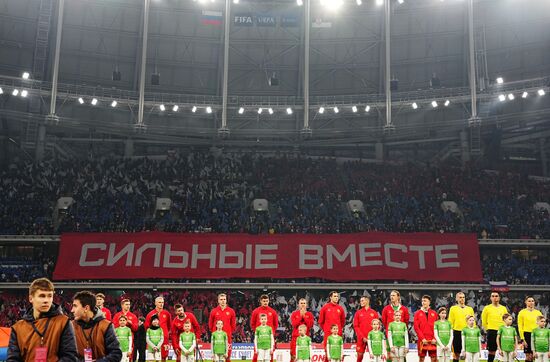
[102,290,549,362]
[10,278,548,362]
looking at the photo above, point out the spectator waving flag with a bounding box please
[202,10,223,25]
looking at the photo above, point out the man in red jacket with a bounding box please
[145,296,172,361]
[318,291,346,346]
[171,304,201,360]
[113,297,139,333]
[290,298,314,362]
[250,294,279,362]
[208,293,236,362]
[95,293,112,321]
[413,295,438,362]
[381,290,410,362]
[353,296,380,362]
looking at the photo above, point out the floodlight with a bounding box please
[159,104,166,111]
[319,107,325,114]
[21,90,28,98]
[496,77,504,84]
[206,106,213,113]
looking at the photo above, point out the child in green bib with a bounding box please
[179,321,197,362]
[212,320,229,362]
[326,324,343,362]
[434,307,453,362]
[461,315,481,362]
[388,310,409,362]
[368,319,387,362]
[531,316,549,362]
[115,315,133,362]
[255,314,274,362]
[146,315,164,362]
[295,324,313,362]
[497,314,518,362]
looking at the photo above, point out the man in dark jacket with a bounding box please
[7,277,78,362]
[71,290,122,362]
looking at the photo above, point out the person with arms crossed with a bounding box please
[531,316,549,362]
[353,296,380,362]
[145,297,172,362]
[116,315,133,362]
[291,298,314,362]
[326,325,343,362]
[255,314,275,362]
[481,292,509,362]
[518,296,543,362]
[414,295,439,362]
[388,310,409,362]
[295,324,313,362]
[251,295,279,362]
[208,293,236,362]
[448,292,475,362]
[7,277,78,362]
[211,320,229,362]
[319,292,346,346]
[179,321,196,362]
[434,307,453,362]
[497,313,518,362]
[461,315,482,362]
[368,319,387,362]
[171,304,201,361]
[71,290,122,362]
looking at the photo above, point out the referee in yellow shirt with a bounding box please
[518,296,543,362]
[481,292,509,362]
[448,292,476,362]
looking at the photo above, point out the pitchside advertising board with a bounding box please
[165,344,525,362]
[53,232,482,281]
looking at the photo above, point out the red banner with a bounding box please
[53,232,482,281]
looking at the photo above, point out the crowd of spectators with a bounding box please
[1,288,548,343]
[1,153,550,237]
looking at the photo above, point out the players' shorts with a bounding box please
[146,350,161,361]
[487,330,498,352]
[181,354,195,362]
[524,332,533,354]
[453,331,463,355]
[418,343,437,357]
[121,352,130,362]
[437,345,452,358]
[534,353,549,362]
[390,346,406,358]
[356,338,368,354]
[371,356,385,362]
[465,352,480,362]
[257,349,272,361]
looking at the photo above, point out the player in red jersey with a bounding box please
[171,303,201,360]
[113,297,139,333]
[96,293,112,321]
[413,295,439,362]
[209,293,236,362]
[290,298,314,362]
[381,290,410,362]
[318,291,346,346]
[145,296,172,361]
[354,296,380,362]
[251,294,279,362]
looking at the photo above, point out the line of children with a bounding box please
[255,314,275,362]
[296,324,313,362]
[497,313,519,362]
[146,314,164,362]
[212,320,230,362]
[180,320,197,362]
[435,307,453,362]
[368,319,387,362]
[327,324,344,362]
[461,315,482,362]
[531,316,550,362]
[388,311,409,362]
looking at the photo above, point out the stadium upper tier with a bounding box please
[1,153,550,238]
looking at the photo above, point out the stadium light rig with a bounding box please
[286,107,293,115]
[206,106,213,113]
[91,98,98,105]
[444,100,450,107]
[0,87,3,94]
[376,0,383,5]
[333,106,339,113]
[12,89,19,96]
[258,108,263,114]
[352,106,358,113]
[498,94,506,102]
[78,97,84,104]
[431,101,438,108]
[22,72,30,80]
[21,90,28,98]
[268,108,274,115]
[507,93,514,101]
[172,105,179,112]
[111,100,117,107]
[411,102,418,109]
[320,0,343,10]
[522,92,528,98]
[365,105,370,112]
[398,0,404,4]
[356,0,362,5]
[538,89,546,96]
[297,0,303,5]
[319,106,325,114]
[191,106,197,113]
[496,77,504,84]
[159,104,166,111]
[238,107,245,114]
